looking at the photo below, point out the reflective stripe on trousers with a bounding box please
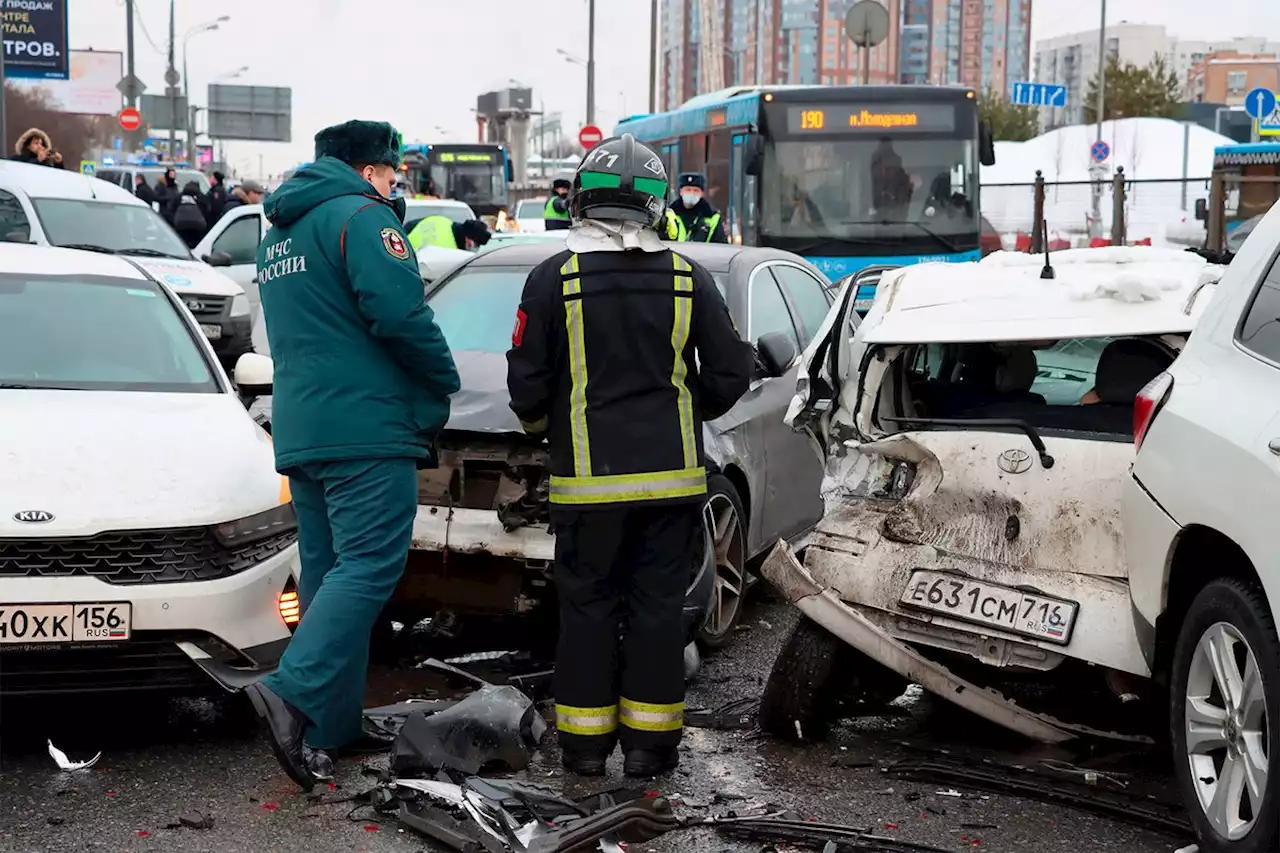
[556,702,618,736]
[620,697,684,732]
[551,252,706,506]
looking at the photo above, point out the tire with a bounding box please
[1170,578,1280,853]
[759,616,907,742]
[697,474,749,650]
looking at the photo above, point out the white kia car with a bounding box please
[0,243,299,697]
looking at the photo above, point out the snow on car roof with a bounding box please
[862,246,1225,345]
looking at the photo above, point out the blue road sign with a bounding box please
[1091,140,1111,163]
[1245,88,1277,121]
[1011,81,1068,108]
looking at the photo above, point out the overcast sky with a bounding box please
[57,0,1280,176]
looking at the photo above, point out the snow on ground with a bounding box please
[863,245,1224,343]
[980,118,1234,246]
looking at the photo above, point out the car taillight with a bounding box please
[1134,372,1174,452]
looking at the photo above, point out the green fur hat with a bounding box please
[313,120,403,168]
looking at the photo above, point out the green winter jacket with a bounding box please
[257,156,460,471]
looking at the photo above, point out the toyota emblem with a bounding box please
[997,449,1032,475]
[13,509,54,523]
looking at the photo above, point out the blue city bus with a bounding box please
[401,143,514,218]
[616,85,995,300]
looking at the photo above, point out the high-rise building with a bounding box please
[658,0,1031,111]
[1033,23,1171,126]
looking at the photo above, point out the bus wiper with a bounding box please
[57,243,118,254]
[881,416,1055,469]
[120,247,189,259]
[875,220,963,254]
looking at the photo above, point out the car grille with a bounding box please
[0,632,210,696]
[180,294,229,322]
[0,527,297,585]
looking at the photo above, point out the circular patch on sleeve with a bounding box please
[381,227,410,260]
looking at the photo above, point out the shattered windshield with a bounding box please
[881,337,1178,438]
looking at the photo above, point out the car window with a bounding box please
[516,200,544,217]
[426,266,528,353]
[96,169,123,187]
[0,189,31,242]
[405,203,473,226]
[0,273,216,392]
[212,214,262,265]
[748,266,800,352]
[1238,256,1280,363]
[139,168,209,193]
[32,199,191,259]
[770,264,831,346]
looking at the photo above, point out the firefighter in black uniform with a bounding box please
[507,134,753,778]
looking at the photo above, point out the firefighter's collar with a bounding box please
[566,219,665,253]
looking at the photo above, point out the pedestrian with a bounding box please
[207,171,229,221]
[506,134,753,778]
[154,169,180,224]
[243,119,460,792]
[672,173,727,243]
[170,180,210,248]
[11,128,62,168]
[220,179,266,217]
[543,178,571,231]
[133,174,156,207]
[407,214,490,251]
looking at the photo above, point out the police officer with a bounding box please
[506,134,753,778]
[544,178,572,231]
[244,120,460,791]
[408,215,491,251]
[673,173,727,243]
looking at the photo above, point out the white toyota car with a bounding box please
[0,243,298,697]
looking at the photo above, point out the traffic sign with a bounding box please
[1260,107,1280,137]
[579,125,603,150]
[1245,88,1277,121]
[118,107,142,132]
[1011,81,1068,108]
[116,73,146,101]
[79,161,96,176]
[1090,140,1111,163]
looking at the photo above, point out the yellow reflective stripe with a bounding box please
[670,254,697,469]
[556,703,618,736]
[620,697,685,732]
[561,253,592,476]
[549,467,707,505]
[519,416,548,433]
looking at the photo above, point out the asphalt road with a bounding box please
[0,600,1192,853]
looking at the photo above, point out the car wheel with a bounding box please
[1171,578,1280,853]
[760,616,908,742]
[698,474,748,650]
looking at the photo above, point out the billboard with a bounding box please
[207,84,291,142]
[140,93,188,131]
[3,0,69,80]
[13,50,122,115]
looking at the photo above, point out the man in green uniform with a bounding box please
[544,178,572,230]
[243,120,460,792]
[407,215,491,251]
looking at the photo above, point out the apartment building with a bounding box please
[1033,23,1169,126]
[1187,52,1280,106]
[658,0,1031,110]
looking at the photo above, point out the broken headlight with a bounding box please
[867,459,916,501]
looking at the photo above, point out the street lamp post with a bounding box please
[207,66,246,168]
[180,14,230,161]
[558,49,591,130]
[586,0,596,126]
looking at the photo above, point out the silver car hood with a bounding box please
[447,351,526,434]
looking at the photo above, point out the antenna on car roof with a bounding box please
[1039,218,1055,280]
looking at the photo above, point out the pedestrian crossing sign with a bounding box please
[1260,106,1280,137]
[79,160,96,175]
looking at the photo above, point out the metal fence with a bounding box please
[981,170,1212,251]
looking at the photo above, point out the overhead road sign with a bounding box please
[1011,81,1067,108]
[207,85,292,143]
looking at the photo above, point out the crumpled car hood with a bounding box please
[446,350,526,435]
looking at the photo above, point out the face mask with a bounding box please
[680,191,700,207]
[391,196,407,222]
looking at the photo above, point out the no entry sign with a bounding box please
[118,107,142,132]
[578,125,602,150]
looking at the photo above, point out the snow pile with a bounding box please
[864,246,1224,343]
[980,118,1234,245]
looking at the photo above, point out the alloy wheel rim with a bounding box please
[1186,620,1270,840]
[701,494,745,639]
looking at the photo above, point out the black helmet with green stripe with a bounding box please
[569,133,668,229]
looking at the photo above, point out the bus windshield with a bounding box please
[762,136,977,246]
[430,161,508,211]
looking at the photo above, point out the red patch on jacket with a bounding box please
[512,308,527,347]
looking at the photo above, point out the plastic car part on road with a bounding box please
[392,684,547,776]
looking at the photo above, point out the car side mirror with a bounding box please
[979,120,996,167]
[234,352,274,397]
[745,134,764,177]
[1194,198,1208,222]
[203,250,233,267]
[756,331,797,378]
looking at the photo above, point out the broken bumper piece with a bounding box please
[412,506,555,561]
[764,539,1099,744]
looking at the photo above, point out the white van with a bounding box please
[0,161,251,363]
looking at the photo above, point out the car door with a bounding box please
[762,263,834,539]
[196,208,265,312]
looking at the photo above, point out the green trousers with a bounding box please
[262,457,418,750]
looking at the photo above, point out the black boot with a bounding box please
[561,751,608,777]
[243,682,318,792]
[623,748,678,778]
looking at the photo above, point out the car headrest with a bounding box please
[993,347,1038,395]
[1094,338,1174,405]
